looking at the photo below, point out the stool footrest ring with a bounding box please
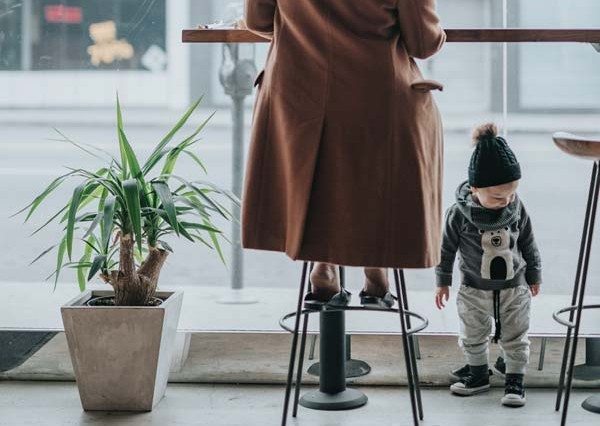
[279,306,429,336]
[552,304,600,328]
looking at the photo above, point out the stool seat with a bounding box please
[553,132,600,160]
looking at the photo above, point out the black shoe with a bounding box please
[450,365,491,396]
[304,288,351,311]
[492,356,506,379]
[449,364,493,383]
[359,290,395,309]
[501,374,526,407]
[449,364,471,382]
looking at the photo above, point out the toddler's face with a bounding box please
[471,180,519,210]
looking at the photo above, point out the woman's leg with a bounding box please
[310,262,340,301]
[363,267,390,296]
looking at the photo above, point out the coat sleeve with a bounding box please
[435,206,461,287]
[245,0,276,40]
[517,203,543,286]
[396,0,446,60]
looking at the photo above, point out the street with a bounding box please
[1,113,598,296]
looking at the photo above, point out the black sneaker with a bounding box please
[501,374,526,407]
[449,364,494,383]
[450,365,491,396]
[492,356,506,379]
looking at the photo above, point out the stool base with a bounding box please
[582,395,600,414]
[573,365,600,381]
[299,388,368,411]
[307,359,371,378]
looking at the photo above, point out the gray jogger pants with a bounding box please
[456,284,532,375]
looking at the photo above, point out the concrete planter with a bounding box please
[61,290,183,411]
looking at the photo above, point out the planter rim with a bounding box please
[61,290,184,310]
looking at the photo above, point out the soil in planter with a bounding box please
[86,296,163,307]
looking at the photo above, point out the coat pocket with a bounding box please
[411,79,444,93]
[254,69,265,88]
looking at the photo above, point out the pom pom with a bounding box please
[472,123,498,146]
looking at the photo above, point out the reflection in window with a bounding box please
[0,0,22,70]
[1,0,167,71]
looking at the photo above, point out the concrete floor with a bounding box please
[0,381,597,426]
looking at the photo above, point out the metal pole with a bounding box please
[217,42,257,304]
[319,311,346,394]
[21,0,32,71]
[299,309,368,411]
[231,92,244,291]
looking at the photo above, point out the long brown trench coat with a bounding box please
[242,0,446,268]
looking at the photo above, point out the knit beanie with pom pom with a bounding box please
[468,123,521,188]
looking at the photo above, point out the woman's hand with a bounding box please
[435,286,450,310]
[529,284,540,297]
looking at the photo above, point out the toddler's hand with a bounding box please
[529,284,540,297]
[435,286,450,310]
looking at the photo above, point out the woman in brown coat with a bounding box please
[242,0,446,303]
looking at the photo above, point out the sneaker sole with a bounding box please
[501,394,526,407]
[450,383,491,396]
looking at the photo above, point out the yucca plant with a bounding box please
[18,98,239,306]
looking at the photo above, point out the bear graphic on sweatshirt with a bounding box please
[480,227,514,280]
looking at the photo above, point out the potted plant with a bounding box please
[19,98,238,411]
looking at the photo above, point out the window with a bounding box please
[1,0,167,72]
[0,0,22,70]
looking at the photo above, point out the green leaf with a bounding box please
[52,128,106,163]
[16,171,75,221]
[122,179,143,253]
[59,182,102,224]
[118,128,143,180]
[101,196,116,252]
[180,221,221,233]
[78,236,96,291]
[143,97,205,175]
[182,149,208,174]
[54,237,67,288]
[158,240,174,253]
[159,113,214,178]
[152,181,179,235]
[204,218,226,265]
[117,95,129,178]
[30,244,57,266]
[170,176,228,219]
[177,224,196,243]
[66,183,86,260]
[82,238,101,255]
[88,254,107,282]
[30,204,70,236]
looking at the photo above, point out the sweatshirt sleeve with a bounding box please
[435,206,461,287]
[397,0,446,60]
[245,0,276,39]
[518,203,542,285]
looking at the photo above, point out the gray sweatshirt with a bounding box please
[435,181,542,291]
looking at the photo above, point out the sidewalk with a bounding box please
[1,107,599,134]
[0,382,597,426]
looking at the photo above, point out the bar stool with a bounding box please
[551,132,600,425]
[279,262,428,426]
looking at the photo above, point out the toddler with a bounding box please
[435,123,542,407]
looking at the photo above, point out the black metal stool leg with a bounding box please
[561,161,600,426]
[400,270,424,421]
[293,312,310,417]
[394,269,419,426]
[282,261,309,426]
[556,162,599,411]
